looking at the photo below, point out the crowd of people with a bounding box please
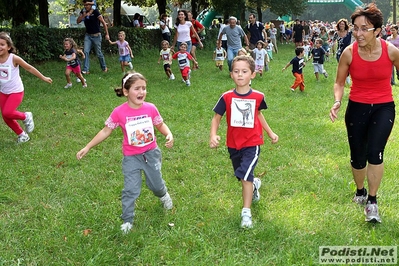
[2,1,398,232]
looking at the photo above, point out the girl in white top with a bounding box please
[171,9,203,53]
[0,32,52,143]
[248,41,269,76]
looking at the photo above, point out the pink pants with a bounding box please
[0,91,25,135]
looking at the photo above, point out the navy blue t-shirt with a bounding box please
[290,56,305,74]
[311,47,326,64]
[81,9,102,34]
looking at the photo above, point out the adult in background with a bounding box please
[171,10,203,54]
[333,18,352,62]
[246,13,267,51]
[329,2,399,224]
[386,25,399,85]
[218,19,229,51]
[159,13,171,43]
[77,0,109,74]
[217,16,249,72]
[292,19,304,47]
[187,11,205,68]
[268,23,278,53]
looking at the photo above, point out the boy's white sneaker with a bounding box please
[120,222,132,234]
[169,73,175,80]
[160,192,173,209]
[241,209,253,228]
[128,62,133,69]
[252,178,261,202]
[23,112,34,133]
[186,80,191,86]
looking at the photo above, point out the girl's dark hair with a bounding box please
[0,32,16,54]
[114,72,147,97]
[351,2,383,30]
[175,10,188,27]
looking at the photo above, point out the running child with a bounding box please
[282,46,306,92]
[266,39,274,60]
[157,40,175,80]
[212,41,227,71]
[0,32,52,143]
[172,42,198,86]
[209,55,279,228]
[309,38,328,81]
[76,72,174,234]
[59,38,87,88]
[247,40,269,77]
[108,31,134,73]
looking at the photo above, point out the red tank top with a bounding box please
[349,38,393,104]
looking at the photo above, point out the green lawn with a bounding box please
[1,42,398,265]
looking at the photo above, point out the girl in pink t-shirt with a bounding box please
[108,31,134,72]
[76,72,174,234]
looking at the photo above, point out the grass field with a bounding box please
[1,42,399,265]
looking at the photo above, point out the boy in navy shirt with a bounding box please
[309,38,329,81]
[282,47,306,92]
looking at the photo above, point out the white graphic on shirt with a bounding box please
[0,64,11,82]
[230,98,255,128]
[125,116,155,146]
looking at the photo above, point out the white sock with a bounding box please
[242,208,251,216]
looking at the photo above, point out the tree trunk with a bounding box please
[191,0,198,18]
[113,0,121,26]
[156,0,166,17]
[257,7,262,22]
[38,0,49,27]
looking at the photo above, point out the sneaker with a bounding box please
[364,202,381,223]
[186,80,191,86]
[81,71,90,75]
[17,133,30,144]
[128,62,133,69]
[102,67,108,73]
[169,73,175,80]
[64,83,72,89]
[82,84,87,88]
[252,178,261,202]
[120,222,132,234]
[160,192,173,210]
[77,78,86,83]
[23,112,34,134]
[323,71,328,78]
[290,88,295,92]
[353,189,368,205]
[241,212,253,228]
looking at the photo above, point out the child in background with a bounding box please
[303,40,311,61]
[309,38,328,81]
[237,48,250,57]
[157,40,175,80]
[212,41,227,71]
[59,38,87,88]
[266,39,274,60]
[82,0,97,20]
[0,32,52,143]
[247,40,269,77]
[282,46,306,92]
[76,72,174,234]
[172,42,198,86]
[109,31,134,73]
[209,55,279,228]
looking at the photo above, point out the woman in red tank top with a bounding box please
[329,3,399,224]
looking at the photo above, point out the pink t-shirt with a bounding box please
[105,102,163,156]
[116,40,130,56]
[176,21,193,43]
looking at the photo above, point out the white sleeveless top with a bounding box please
[0,53,24,94]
